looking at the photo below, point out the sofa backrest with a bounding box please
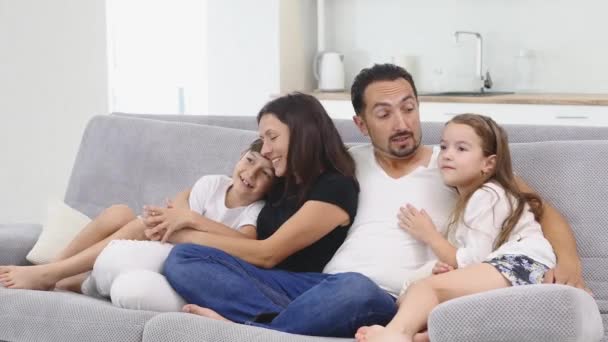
[65,115,257,219]
[510,140,608,314]
[113,112,608,145]
[67,115,607,313]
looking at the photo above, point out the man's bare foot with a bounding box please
[182,304,231,322]
[355,325,411,342]
[0,265,58,290]
[413,331,430,342]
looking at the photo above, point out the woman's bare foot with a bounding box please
[0,265,58,290]
[182,304,231,322]
[355,325,411,342]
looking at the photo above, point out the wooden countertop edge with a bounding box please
[309,91,608,106]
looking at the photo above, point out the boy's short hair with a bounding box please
[248,138,263,153]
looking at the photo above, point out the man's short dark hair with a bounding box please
[351,63,418,116]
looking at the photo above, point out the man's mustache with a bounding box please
[389,131,413,140]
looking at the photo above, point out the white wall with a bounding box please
[0,0,108,223]
[327,0,608,93]
[107,0,208,115]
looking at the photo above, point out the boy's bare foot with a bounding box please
[0,265,58,290]
[355,325,411,342]
[182,304,231,322]
[413,331,430,342]
[55,272,89,293]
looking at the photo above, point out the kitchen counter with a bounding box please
[312,91,608,106]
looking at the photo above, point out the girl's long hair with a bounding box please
[446,114,543,250]
[257,92,357,205]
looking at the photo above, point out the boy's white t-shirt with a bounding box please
[189,175,265,231]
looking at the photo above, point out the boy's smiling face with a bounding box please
[231,150,274,201]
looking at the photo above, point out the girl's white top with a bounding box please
[450,181,556,269]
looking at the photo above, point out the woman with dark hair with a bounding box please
[160,93,382,337]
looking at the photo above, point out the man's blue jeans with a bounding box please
[162,244,397,337]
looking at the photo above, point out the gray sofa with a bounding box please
[1,113,605,342]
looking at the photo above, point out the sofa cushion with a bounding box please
[142,312,352,342]
[510,140,608,314]
[0,287,157,342]
[26,200,91,264]
[64,115,258,219]
[428,284,603,342]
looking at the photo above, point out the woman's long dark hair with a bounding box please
[257,92,357,205]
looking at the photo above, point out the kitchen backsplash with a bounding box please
[325,0,608,93]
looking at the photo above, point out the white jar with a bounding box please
[515,49,535,92]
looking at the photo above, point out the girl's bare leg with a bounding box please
[0,217,148,290]
[356,264,510,342]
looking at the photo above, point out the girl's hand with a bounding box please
[432,261,455,274]
[142,205,194,243]
[398,204,440,244]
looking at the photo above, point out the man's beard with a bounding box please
[387,131,421,158]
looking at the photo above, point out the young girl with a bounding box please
[0,139,274,307]
[356,113,556,342]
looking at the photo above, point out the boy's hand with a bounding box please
[398,204,440,244]
[432,261,455,275]
[142,205,193,243]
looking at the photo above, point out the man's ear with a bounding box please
[483,155,497,174]
[353,115,369,136]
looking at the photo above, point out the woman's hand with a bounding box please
[398,204,440,244]
[142,205,194,243]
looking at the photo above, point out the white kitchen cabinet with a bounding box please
[320,100,608,127]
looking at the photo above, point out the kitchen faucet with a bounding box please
[455,31,493,92]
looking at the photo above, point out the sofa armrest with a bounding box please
[142,312,352,342]
[0,223,41,265]
[428,284,604,342]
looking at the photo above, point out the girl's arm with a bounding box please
[515,176,586,290]
[398,204,458,267]
[399,188,500,268]
[167,200,350,268]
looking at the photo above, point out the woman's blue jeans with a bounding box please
[162,244,397,337]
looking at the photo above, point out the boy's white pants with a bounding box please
[82,240,186,312]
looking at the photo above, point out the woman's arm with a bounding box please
[170,189,191,209]
[143,206,256,241]
[168,200,350,268]
[515,176,587,290]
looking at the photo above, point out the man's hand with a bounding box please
[543,259,592,295]
[398,204,440,244]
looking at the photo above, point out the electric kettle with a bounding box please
[313,52,345,91]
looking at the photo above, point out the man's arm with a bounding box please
[516,176,588,291]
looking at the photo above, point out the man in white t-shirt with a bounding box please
[320,64,588,332]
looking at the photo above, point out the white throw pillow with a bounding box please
[26,200,91,264]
